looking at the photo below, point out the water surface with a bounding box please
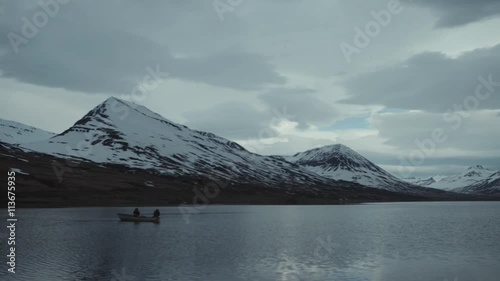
[1,202,499,280]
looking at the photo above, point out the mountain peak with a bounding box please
[19,98,339,188]
[467,165,486,170]
[103,96,120,104]
[410,165,498,192]
[100,96,137,110]
[285,143,414,191]
[326,143,351,151]
[301,143,357,155]
[78,97,181,129]
[290,143,368,164]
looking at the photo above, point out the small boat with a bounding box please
[117,213,160,223]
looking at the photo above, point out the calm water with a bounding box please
[1,202,499,281]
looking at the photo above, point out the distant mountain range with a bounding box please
[15,98,338,190]
[1,97,498,199]
[404,165,500,194]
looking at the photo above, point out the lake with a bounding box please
[1,202,499,281]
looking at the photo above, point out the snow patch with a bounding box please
[10,168,29,175]
[0,118,55,144]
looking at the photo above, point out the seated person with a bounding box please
[133,208,140,217]
[153,209,160,218]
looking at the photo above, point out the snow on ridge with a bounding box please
[98,97,231,144]
[288,144,361,162]
[0,118,55,144]
[10,168,29,175]
[284,143,417,192]
[19,97,332,187]
[467,165,488,170]
[105,97,182,127]
[404,175,447,186]
[404,165,500,193]
[10,97,480,194]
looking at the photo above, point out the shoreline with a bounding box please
[2,144,499,209]
[4,197,499,209]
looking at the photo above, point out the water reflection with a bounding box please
[0,203,499,281]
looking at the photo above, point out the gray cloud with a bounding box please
[184,87,339,140]
[341,44,500,112]
[259,88,338,129]
[371,110,500,152]
[370,151,500,169]
[183,102,273,140]
[245,134,336,156]
[407,0,500,28]
[175,52,285,91]
[0,1,284,94]
[366,110,500,176]
[1,0,499,178]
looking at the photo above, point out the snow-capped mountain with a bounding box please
[405,165,500,194]
[461,171,500,194]
[404,175,447,187]
[280,144,422,192]
[0,118,55,144]
[20,97,342,189]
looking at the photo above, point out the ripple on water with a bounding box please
[1,203,499,281]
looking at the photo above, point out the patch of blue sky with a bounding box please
[321,114,370,131]
[377,108,409,114]
[321,108,410,131]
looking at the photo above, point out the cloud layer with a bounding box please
[0,1,284,94]
[407,0,500,27]
[1,0,500,177]
[342,44,500,112]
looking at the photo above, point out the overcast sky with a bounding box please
[1,0,500,177]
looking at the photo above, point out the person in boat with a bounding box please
[133,208,140,217]
[153,209,160,218]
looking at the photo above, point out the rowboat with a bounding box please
[117,213,160,223]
